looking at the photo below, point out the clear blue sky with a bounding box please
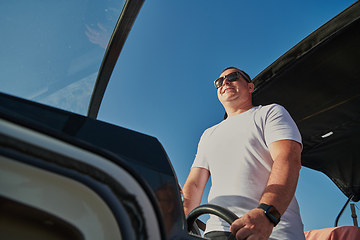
[98,0,358,232]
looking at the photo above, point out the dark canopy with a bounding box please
[252,1,360,201]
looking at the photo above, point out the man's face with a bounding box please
[217,68,254,105]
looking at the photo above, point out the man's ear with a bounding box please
[249,83,255,93]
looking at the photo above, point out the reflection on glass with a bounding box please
[156,181,184,240]
[0,0,124,115]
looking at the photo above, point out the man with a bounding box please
[183,67,305,240]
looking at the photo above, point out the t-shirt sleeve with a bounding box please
[264,104,302,147]
[191,130,210,170]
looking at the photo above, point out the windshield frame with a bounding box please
[87,0,145,119]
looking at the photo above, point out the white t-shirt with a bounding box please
[192,104,305,240]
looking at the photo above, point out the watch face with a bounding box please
[266,206,281,220]
[258,204,281,226]
[267,211,279,223]
[265,206,281,225]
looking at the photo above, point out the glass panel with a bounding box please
[0,0,124,115]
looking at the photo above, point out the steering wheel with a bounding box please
[186,204,239,240]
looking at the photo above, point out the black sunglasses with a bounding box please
[214,71,250,89]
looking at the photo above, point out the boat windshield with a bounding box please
[0,0,124,115]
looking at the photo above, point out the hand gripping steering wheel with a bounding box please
[186,204,239,240]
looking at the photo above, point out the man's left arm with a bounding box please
[230,139,302,240]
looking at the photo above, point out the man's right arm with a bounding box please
[182,167,210,217]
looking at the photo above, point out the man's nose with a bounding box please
[222,78,231,86]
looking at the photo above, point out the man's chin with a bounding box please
[220,94,239,103]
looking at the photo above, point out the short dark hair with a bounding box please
[221,66,251,83]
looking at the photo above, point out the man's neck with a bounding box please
[225,101,254,117]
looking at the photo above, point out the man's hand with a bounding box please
[230,208,274,240]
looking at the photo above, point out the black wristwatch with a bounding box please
[257,203,281,226]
